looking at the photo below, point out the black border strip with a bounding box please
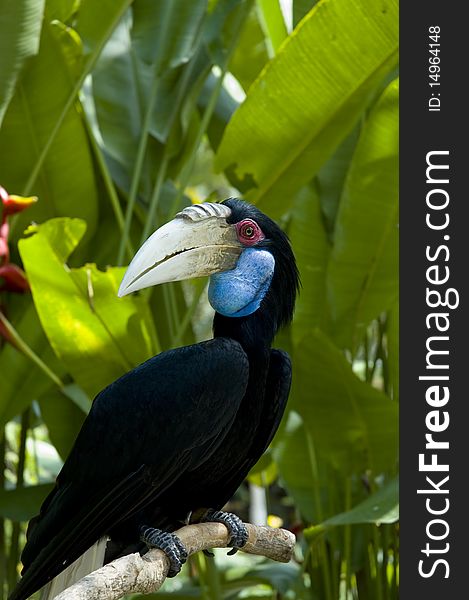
[400,2,465,595]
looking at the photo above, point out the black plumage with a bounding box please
[10,198,299,600]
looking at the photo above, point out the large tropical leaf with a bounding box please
[0,0,132,223]
[0,0,44,126]
[0,302,65,427]
[132,0,209,147]
[0,22,99,242]
[257,0,288,55]
[89,7,207,185]
[18,218,158,398]
[89,11,151,177]
[228,4,270,91]
[131,0,207,69]
[288,185,329,345]
[273,412,318,521]
[387,302,399,402]
[327,78,399,349]
[201,73,240,151]
[0,483,54,521]
[317,125,361,237]
[304,477,399,541]
[216,0,398,218]
[322,477,398,527]
[75,0,133,57]
[39,388,87,459]
[292,0,318,27]
[46,0,77,23]
[275,400,397,525]
[289,329,398,475]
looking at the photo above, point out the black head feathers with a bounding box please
[222,197,300,333]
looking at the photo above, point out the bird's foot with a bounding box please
[140,526,188,577]
[202,509,249,555]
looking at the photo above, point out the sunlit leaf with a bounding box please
[50,19,84,79]
[257,0,288,55]
[216,0,398,218]
[19,218,158,398]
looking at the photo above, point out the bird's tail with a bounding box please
[39,537,107,600]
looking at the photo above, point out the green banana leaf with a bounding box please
[18,218,158,398]
[0,0,44,125]
[216,0,398,218]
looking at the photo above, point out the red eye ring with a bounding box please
[236,219,264,246]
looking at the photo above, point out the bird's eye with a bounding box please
[236,219,264,246]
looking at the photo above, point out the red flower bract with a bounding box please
[1,186,38,216]
[0,263,30,293]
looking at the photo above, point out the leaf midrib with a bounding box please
[67,264,135,372]
[26,228,135,374]
[252,47,398,203]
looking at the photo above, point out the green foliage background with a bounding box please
[0,0,398,598]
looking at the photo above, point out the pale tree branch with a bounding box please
[55,523,296,600]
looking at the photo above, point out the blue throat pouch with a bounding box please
[208,248,275,318]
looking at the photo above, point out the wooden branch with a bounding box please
[54,523,296,600]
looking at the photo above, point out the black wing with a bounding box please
[12,337,248,600]
[248,349,292,457]
[210,349,292,508]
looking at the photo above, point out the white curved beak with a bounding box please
[118,211,242,297]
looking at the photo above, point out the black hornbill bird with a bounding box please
[10,198,299,600]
